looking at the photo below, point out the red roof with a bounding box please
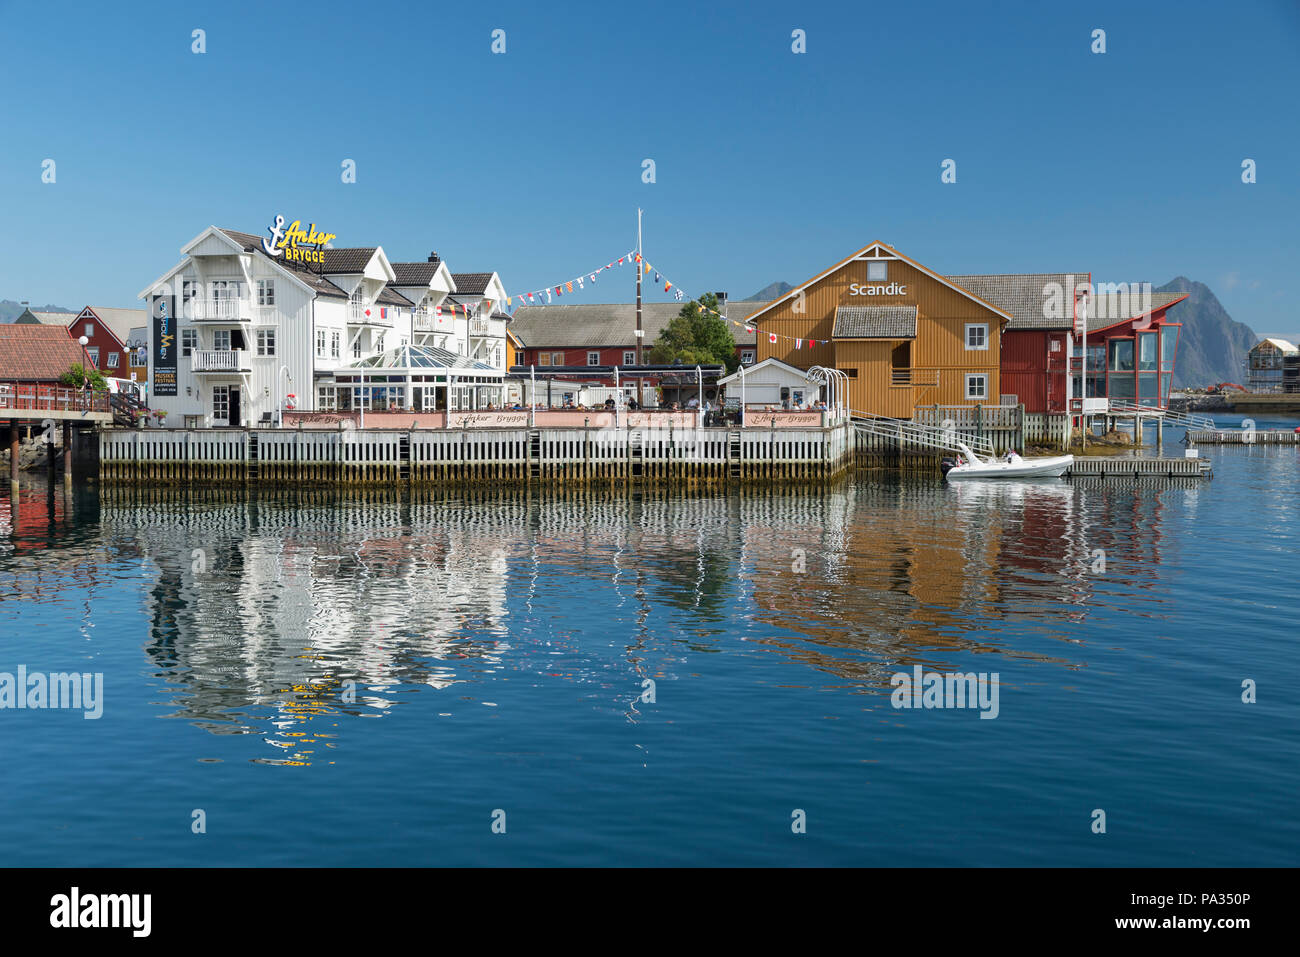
[0,325,92,381]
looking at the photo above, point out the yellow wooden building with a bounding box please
[735,241,1011,417]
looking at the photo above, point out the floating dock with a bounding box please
[1186,429,1300,445]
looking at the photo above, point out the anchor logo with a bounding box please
[263,215,286,257]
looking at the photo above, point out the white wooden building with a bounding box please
[138,224,510,426]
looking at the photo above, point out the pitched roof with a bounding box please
[747,241,1014,325]
[0,325,91,381]
[390,262,442,286]
[509,301,771,349]
[1087,291,1185,332]
[81,307,148,343]
[944,274,1091,330]
[450,273,496,296]
[319,247,379,274]
[15,309,76,326]
[1255,337,1299,353]
[376,286,414,307]
[217,227,349,299]
[833,305,917,339]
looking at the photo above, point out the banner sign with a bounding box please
[151,294,177,396]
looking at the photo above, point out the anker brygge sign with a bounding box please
[848,282,908,296]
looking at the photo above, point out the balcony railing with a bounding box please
[186,298,251,322]
[0,382,110,412]
[413,309,457,333]
[348,302,393,326]
[191,349,251,373]
[469,318,503,337]
[890,369,910,386]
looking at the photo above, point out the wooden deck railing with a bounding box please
[0,382,111,412]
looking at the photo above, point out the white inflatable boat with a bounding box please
[941,443,1073,481]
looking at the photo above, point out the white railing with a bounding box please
[469,319,492,336]
[187,298,249,322]
[191,349,250,372]
[414,310,457,332]
[348,302,393,326]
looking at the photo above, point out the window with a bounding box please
[106,352,120,369]
[212,385,229,422]
[587,352,601,366]
[83,323,94,338]
[538,354,551,366]
[331,331,341,358]
[740,350,755,365]
[213,330,231,351]
[353,336,362,360]
[316,329,326,357]
[965,323,988,350]
[623,351,636,365]
[375,333,385,352]
[867,260,887,281]
[317,386,337,411]
[1109,339,1134,372]
[257,279,275,307]
[86,347,100,367]
[965,374,988,400]
[257,329,276,356]
[553,352,565,366]
[181,329,198,357]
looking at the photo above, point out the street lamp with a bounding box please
[277,365,291,427]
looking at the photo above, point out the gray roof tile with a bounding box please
[833,305,917,338]
[946,273,1091,330]
[509,300,770,349]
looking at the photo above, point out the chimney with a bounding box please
[428,252,439,263]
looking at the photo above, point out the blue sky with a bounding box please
[2,0,1297,335]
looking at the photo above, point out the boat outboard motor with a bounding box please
[939,456,958,476]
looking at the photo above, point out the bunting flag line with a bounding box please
[502,250,646,312]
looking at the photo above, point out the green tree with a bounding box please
[59,363,107,390]
[648,293,738,372]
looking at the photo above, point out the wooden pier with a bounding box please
[1064,456,1211,478]
[1186,429,1300,445]
[97,423,855,487]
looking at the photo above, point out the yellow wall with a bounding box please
[754,249,1006,416]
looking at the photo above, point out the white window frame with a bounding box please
[623,351,636,365]
[965,323,988,351]
[331,331,341,359]
[213,329,232,352]
[257,329,276,356]
[316,330,326,357]
[867,261,887,281]
[587,352,600,366]
[83,323,94,338]
[740,349,755,365]
[181,328,197,357]
[106,351,120,369]
[552,353,565,366]
[256,279,275,307]
[86,346,100,367]
[317,386,337,411]
[965,373,989,401]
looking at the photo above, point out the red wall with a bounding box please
[1000,330,1052,413]
[69,310,131,377]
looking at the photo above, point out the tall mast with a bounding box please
[635,208,643,408]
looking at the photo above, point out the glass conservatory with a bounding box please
[322,343,504,412]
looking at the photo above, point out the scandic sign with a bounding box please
[848,282,908,296]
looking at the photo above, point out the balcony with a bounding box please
[347,302,393,327]
[191,349,252,374]
[469,318,503,338]
[186,298,252,323]
[413,309,457,334]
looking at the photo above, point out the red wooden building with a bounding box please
[948,274,1185,415]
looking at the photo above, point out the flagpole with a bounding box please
[635,208,644,409]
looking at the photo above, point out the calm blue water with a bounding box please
[1,417,1296,866]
